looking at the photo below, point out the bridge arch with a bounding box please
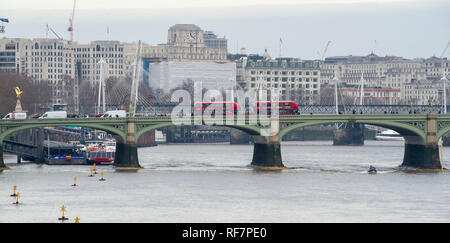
[135,122,261,142]
[436,127,450,143]
[0,121,127,168]
[0,122,127,144]
[278,120,427,144]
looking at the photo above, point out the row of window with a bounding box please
[345,92,399,97]
[27,51,68,56]
[28,43,64,50]
[76,53,123,58]
[27,44,123,52]
[27,57,73,63]
[251,83,318,89]
[0,57,15,62]
[0,52,15,56]
[250,70,319,76]
[405,90,438,94]
[78,58,123,64]
[250,77,318,82]
[75,46,123,52]
[80,65,123,70]
[28,62,72,68]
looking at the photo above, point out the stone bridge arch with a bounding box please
[134,122,262,143]
[0,120,127,169]
[276,115,441,169]
[0,122,127,143]
[278,120,427,145]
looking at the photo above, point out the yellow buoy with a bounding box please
[99,171,106,181]
[72,177,78,186]
[58,205,69,221]
[93,163,98,174]
[88,168,94,177]
[74,217,80,223]
[10,185,17,197]
[13,192,20,205]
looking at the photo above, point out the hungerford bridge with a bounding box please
[2,113,450,170]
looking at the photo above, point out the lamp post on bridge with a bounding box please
[96,58,107,115]
[333,76,339,115]
[442,73,448,114]
[129,40,142,118]
[428,99,435,114]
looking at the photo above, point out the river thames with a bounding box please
[1,140,449,223]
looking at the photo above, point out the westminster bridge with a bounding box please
[1,114,450,170]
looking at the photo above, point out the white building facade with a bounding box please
[148,61,236,92]
[244,57,321,104]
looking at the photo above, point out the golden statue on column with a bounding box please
[14,86,23,112]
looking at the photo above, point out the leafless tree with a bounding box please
[0,72,50,116]
[319,85,353,105]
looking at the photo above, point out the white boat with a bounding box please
[155,130,167,144]
[375,129,404,141]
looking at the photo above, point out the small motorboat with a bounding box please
[368,166,377,174]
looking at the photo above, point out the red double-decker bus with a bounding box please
[194,101,299,116]
[256,101,299,115]
[194,102,238,116]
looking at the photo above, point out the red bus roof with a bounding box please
[194,102,238,104]
[256,101,298,103]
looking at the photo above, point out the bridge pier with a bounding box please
[114,118,142,168]
[402,143,441,169]
[114,142,140,168]
[251,135,285,168]
[0,142,5,169]
[401,115,442,169]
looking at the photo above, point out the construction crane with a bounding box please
[67,0,76,42]
[440,41,450,58]
[46,24,63,40]
[321,41,331,60]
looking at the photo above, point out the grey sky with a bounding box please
[1,0,449,59]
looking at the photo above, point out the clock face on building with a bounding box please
[189,31,197,40]
[184,31,197,42]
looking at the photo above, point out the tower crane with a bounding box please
[439,41,450,58]
[321,41,331,61]
[67,0,76,42]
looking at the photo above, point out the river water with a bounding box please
[1,140,449,223]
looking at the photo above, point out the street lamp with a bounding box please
[429,98,435,114]
[442,73,448,114]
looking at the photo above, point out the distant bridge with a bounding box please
[2,140,39,162]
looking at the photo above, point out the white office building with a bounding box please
[147,61,236,92]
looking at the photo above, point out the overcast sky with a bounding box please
[1,0,449,59]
